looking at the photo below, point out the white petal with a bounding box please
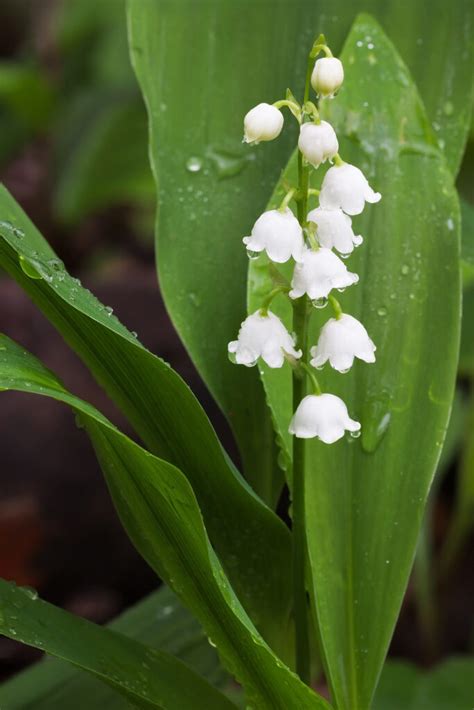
[243,103,284,144]
[289,247,358,300]
[320,163,381,216]
[245,209,304,264]
[310,314,376,373]
[289,393,360,443]
[298,121,338,168]
[228,310,300,368]
[311,57,344,98]
[307,207,361,255]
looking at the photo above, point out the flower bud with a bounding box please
[298,121,338,168]
[243,103,284,144]
[311,57,344,98]
[289,393,360,443]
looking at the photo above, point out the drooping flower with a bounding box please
[289,393,360,443]
[298,121,338,168]
[243,103,284,144]
[311,57,344,98]
[289,247,358,300]
[319,163,381,215]
[228,310,301,368]
[307,207,362,256]
[243,208,304,263]
[310,313,376,373]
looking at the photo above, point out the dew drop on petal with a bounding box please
[312,297,328,309]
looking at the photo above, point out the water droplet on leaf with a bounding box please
[246,248,260,260]
[185,156,203,173]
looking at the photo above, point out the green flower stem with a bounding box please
[329,294,343,319]
[291,48,316,684]
[303,101,321,123]
[279,188,298,212]
[299,361,322,395]
[272,99,302,122]
[260,285,290,315]
[292,295,311,685]
[309,35,333,59]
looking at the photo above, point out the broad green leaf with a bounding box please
[249,15,461,709]
[127,0,472,505]
[0,580,234,710]
[373,658,474,710]
[0,336,329,710]
[127,0,286,504]
[0,185,291,653]
[0,585,233,710]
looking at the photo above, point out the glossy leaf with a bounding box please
[0,185,291,652]
[249,14,461,709]
[0,585,233,710]
[126,0,472,505]
[0,336,330,710]
[0,580,235,710]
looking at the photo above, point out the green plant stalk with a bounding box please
[291,57,314,683]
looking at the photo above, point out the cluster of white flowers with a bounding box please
[229,49,381,445]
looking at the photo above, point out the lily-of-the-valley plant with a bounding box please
[228,34,382,683]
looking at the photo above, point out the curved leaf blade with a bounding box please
[249,14,461,709]
[0,336,330,710]
[0,585,233,710]
[0,579,234,710]
[0,185,291,652]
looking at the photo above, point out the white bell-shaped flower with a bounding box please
[243,208,304,263]
[298,121,338,168]
[289,247,358,300]
[319,163,381,215]
[311,57,344,98]
[307,207,362,256]
[243,103,284,144]
[310,313,376,373]
[228,310,301,368]
[289,393,360,443]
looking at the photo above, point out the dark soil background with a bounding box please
[0,0,472,684]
